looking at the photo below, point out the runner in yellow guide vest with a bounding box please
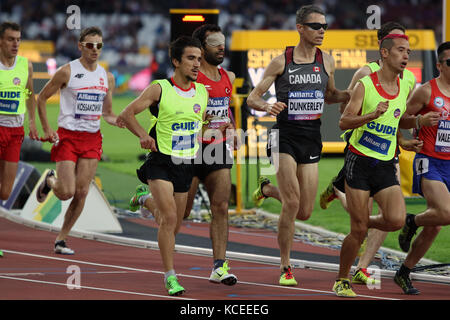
[118,36,208,296]
[0,22,38,203]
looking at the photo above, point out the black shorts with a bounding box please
[344,150,399,196]
[136,152,194,193]
[333,143,400,194]
[266,126,322,164]
[194,141,233,181]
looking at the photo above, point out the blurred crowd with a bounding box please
[0,0,443,77]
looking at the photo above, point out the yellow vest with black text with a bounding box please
[0,56,29,115]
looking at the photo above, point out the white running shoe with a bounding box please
[54,240,75,255]
[209,261,237,286]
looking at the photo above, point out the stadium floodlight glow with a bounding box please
[182,15,205,22]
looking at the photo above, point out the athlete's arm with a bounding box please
[102,72,124,127]
[26,60,39,140]
[37,64,70,142]
[226,70,236,85]
[339,82,386,130]
[247,54,286,116]
[399,83,440,129]
[118,83,162,151]
[323,53,351,105]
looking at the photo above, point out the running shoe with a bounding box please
[279,266,298,286]
[319,176,337,209]
[252,176,271,207]
[333,279,357,297]
[398,213,418,252]
[54,240,75,255]
[129,184,149,212]
[0,250,3,257]
[394,270,420,295]
[165,275,185,296]
[352,268,381,285]
[209,260,237,286]
[36,169,55,203]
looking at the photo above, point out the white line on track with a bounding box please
[0,275,193,300]
[3,249,399,300]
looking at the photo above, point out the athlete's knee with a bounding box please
[210,199,228,216]
[296,206,313,221]
[160,211,178,229]
[385,214,405,231]
[73,186,89,200]
[282,197,300,215]
[437,206,450,226]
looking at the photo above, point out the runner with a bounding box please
[0,21,38,202]
[36,26,123,255]
[318,22,421,286]
[118,36,208,296]
[247,5,350,285]
[394,41,449,295]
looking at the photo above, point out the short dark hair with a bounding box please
[192,24,222,47]
[79,26,102,42]
[295,5,325,24]
[377,21,406,40]
[169,36,201,68]
[0,21,20,38]
[437,41,450,61]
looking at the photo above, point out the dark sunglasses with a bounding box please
[81,42,103,50]
[442,59,450,66]
[303,23,328,30]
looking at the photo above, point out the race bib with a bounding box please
[435,120,450,153]
[415,157,429,175]
[75,92,105,120]
[206,97,229,118]
[287,90,324,120]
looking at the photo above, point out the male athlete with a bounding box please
[0,22,38,201]
[394,42,449,295]
[318,22,421,286]
[119,36,208,296]
[36,27,122,255]
[247,5,350,286]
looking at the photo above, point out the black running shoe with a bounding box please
[398,213,418,252]
[36,170,55,203]
[394,270,420,295]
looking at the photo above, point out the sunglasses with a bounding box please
[81,42,103,50]
[303,23,328,30]
[442,59,450,67]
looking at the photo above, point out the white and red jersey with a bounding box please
[417,78,450,159]
[196,67,233,144]
[58,59,108,133]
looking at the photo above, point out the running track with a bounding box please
[1,214,449,306]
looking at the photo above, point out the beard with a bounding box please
[204,50,224,66]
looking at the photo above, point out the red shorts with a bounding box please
[51,127,103,163]
[0,126,24,162]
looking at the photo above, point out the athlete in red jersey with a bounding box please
[185,24,238,285]
[394,41,450,295]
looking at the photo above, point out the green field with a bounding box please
[25,95,449,263]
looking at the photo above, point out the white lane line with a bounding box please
[0,275,194,300]
[3,249,400,300]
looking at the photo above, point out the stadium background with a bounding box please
[1,0,448,263]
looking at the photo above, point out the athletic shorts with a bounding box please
[266,127,322,165]
[334,153,399,194]
[51,127,102,163]
[137,151,194,193]
[0,126,24,162]
[194,141,233,181]
[412,153,450,196]
[344,150,399,196]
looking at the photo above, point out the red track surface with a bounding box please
[1,216,449,302]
